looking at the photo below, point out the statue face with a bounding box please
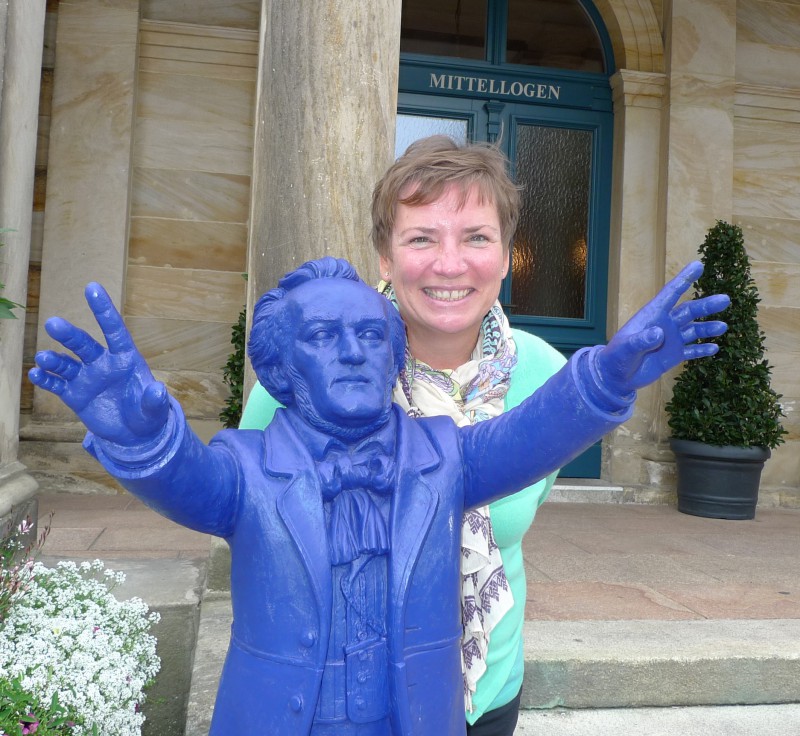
[285,279,395,430]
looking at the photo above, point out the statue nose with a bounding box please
[339,332,366,364]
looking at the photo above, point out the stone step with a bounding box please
[521,619,800,709]
[550,479,628,503]
[516,704,800,735]
[185,595,233,736]
[184,596,800,733]
[18,418,223,495]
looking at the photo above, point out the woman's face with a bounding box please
[380,183,509,368]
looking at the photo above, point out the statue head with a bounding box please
[248,257,406,439]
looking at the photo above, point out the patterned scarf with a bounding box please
[378,281,517,711]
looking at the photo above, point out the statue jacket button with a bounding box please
[300,630,317,648]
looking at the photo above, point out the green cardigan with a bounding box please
[239,328,566,723]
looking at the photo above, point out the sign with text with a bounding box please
[399,61,610,111]
[429,72,561,101]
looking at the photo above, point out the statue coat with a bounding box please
[85,361,625,735]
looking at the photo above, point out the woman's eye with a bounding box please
[408,235,432,247]
[468,233,489,245]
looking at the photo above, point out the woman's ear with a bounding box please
[501,248,510,279]
[379,254,392,281]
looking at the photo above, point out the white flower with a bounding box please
[0,559,160,736]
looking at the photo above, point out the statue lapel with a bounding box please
[387,408,440,637]
[265,412,333,619]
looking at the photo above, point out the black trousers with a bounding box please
[466,687,523,736]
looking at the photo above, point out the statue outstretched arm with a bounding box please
[462,261,730,507]
[29,283,238,535]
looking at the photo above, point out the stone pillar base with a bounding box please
[0,461,39,545]
[18,421,124,495]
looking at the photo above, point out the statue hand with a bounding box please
[596,261,730,395]
[29,282,170,447]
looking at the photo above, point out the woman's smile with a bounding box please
[423,287,474,301]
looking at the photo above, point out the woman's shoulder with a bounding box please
[511,328,567,372]
[505,329,567,408]
[239,382,284,430]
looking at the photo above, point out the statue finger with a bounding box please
[672,293,730,325]
[34,350,82,381]
[627,326,664,356]
[123,381,170,438]
[141,382,169,424]
[28,366,66,396]
[649,262,704,313]
[681,320,728,343]
[601,326,663,388]
[84,282,137,355]
[45,317,105,364]
[683,343,720,361]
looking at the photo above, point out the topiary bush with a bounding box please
[665,220,786,449]
[219,306,246,429]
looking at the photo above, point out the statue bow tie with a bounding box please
[317,450,395,566]
[317,450,395,501]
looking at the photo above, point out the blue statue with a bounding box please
[29,257,729,734]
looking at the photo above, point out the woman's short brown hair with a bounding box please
[371,135,521,259]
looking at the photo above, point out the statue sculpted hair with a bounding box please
[247,257,406,406]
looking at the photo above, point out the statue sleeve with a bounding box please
[84,396,240,537]
[460,346,634,510]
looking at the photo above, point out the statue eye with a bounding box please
[307,328,334,343]
[360,327,384,341]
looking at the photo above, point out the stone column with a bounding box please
[636,0,736,494]
[604,69,671,494]
[33,0,140,421]
[660,0,736,267]
[245,0,401,390]
[0,0,45,519]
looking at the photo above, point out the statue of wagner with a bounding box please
[29,257,729,734]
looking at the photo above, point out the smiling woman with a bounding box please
[236,135,719,735]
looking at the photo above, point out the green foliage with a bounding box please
[666,221,786,449]
[0,235,24,321]
[0,294,22,319]
[1,677,80,735]
[219,306,246,429]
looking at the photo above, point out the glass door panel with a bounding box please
[401,0,488,60]
[505,0,605,71]
[395,114,470,159]
[511,123,592,319]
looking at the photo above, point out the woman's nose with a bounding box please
[432,241,467,277]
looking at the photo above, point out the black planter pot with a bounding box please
[670,438,770,520]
